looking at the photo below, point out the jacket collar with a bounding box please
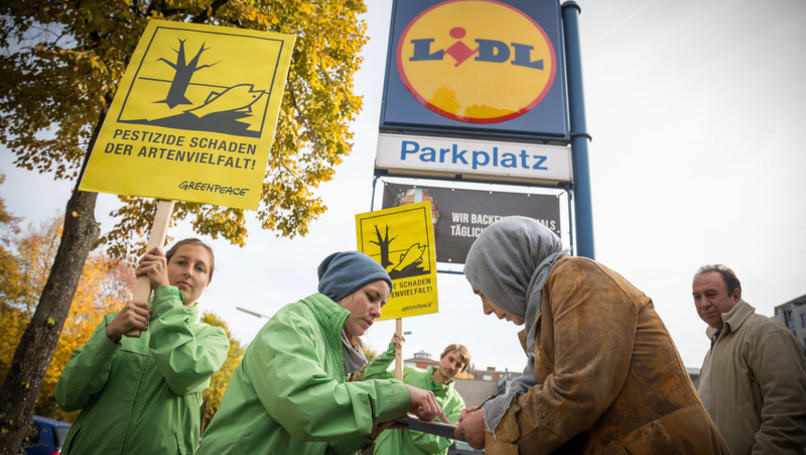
[427,366,454,392]
[721,300,755,334]
[301,293,350,341]
[187,302,201,323]
[706,300,754,339]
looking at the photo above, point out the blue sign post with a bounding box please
[562,1,595,259]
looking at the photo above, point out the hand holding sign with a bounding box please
[126,199,174,337]
[135,247,170,290]
[106,300,151,342]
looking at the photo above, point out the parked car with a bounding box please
[24,416,71,455]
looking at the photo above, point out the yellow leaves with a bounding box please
[297,3,316,15]
[200,311,244,428]
[0,211,134,419]
[6,0,370,256]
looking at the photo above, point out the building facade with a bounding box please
[774,294,806,356]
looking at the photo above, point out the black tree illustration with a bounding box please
[370,224,396,269]
[157,39,217,108]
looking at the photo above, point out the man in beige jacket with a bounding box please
[693,264,806,454]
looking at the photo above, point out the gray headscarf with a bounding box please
[463,216,568,432]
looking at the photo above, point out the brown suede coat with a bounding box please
[487,257,730,454]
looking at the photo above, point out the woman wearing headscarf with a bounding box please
[198,251,447,455]
[455,217,729,454]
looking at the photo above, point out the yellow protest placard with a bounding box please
[78,19,295,209]
[356,201,438,320]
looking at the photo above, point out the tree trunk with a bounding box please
[0,189,99,454]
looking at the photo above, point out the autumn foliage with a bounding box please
[0,214,129,419]
[0,210,243,424]
[200,312,245,434]
[0,0,370,260]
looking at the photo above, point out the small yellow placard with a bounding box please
[78,19,295,209]
[356,201,438,320]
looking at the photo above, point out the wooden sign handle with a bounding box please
[393,189,422,379]
[126,199,175,337]
[395,318,403,380]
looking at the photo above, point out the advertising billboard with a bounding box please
[380,0,568,142]
[381,182,561,264]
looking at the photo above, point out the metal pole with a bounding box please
[562,1,595,259]
[236,306,272,319]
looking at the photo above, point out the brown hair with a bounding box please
[694,264,741,296]
[440,344,471,372]
[165,238,215,281]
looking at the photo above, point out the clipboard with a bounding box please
[394,415,467,442]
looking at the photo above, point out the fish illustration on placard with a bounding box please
[391,243,427,273]
[186,84,266,118]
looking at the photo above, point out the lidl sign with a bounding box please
[381,0,568,141]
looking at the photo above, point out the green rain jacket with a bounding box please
[55,286,229,455]
[197,293,411,455]
[364,343,466,455]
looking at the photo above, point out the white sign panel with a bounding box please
[376,133,571,184]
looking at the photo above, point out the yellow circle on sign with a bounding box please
[397,0,556,124]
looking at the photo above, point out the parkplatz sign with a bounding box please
[375,133,571,184]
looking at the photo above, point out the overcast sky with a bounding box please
[2,0,805,374]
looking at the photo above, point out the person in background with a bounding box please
[692,264,806,454]
[455,216,729,454]
[197,251,447,454]
[56,238,229,454]
[364,333,469,455]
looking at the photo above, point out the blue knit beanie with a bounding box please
[317,251,393,302]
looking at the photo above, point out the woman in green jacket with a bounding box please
[365,334,469,455]
[55,238,230,454]
[198,251,447,455]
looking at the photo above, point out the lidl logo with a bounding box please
[397,0,556,124]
